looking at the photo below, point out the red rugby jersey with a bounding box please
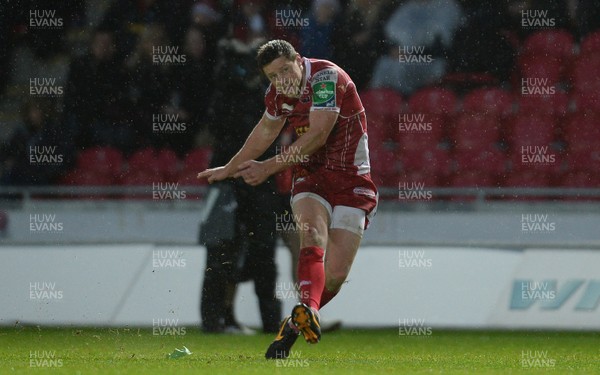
[264,58,371,176]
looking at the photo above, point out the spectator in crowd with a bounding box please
[0,99,73,185]
[448,1,516,86]
[300,0,341,59]
[125,23,176,152]
[63,28,130,151]
[200,37,281,334]
[376,0,462,94]
[232,0,269,43]
[168,26,215,155]
[100,0,191,61]
[331,0,390,91]
[190,0,226,65]
[576,0,600,38]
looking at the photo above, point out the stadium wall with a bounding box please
[3,205,600,247]
[2,244,599,330]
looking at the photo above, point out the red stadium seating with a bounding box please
[506,113,557,152]
[556,171,600,201]
[521,29,574,63]
[579,30,600,57]
[449,170,496,188]
[571,90,600,113]
[397,170,440,194]
[76,146,123,177]
[517,89,569,116]
[558,170,600,188]
[502,170,551,188]
[176,169,209,199]
[156,148,180,180]
[564,149,600,174]
[453,149,506,176]
[571,54,600,93]
[127,148,157,172]
[452,113,501,153]
[407,87,457,117]
[361,88,403,145]
[518,55,563,86]
[563,112,600,152]
[462,87,514,117]
[371,147,400,187]
[400,148,452,177]
[183,147,213,173]
[397,116,444,152]
[61,168,114,186]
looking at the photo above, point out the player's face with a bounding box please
[263,55,304,98]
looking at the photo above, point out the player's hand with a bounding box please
[197,166,230,184]
[233,160,270,186]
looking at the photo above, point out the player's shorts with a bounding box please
[291,168,378,236]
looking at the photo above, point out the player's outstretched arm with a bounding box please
[197,113,285,184]
[234,111,338,186]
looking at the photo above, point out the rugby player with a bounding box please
[197,39,378,359]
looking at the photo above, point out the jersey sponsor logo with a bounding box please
[312,81,336,107]
[311,69,338,108]
[353,187,376,198]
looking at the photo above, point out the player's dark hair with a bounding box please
[256,39,297,69]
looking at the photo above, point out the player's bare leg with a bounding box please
[320,228,362,308]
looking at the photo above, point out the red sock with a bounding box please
[319,287,339,309]
[297,246,325,310]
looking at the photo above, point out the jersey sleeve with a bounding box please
[310,67,343,113]
[264,85,282,120]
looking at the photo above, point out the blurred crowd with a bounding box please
[0,0,599,186]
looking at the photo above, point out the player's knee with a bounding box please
[301,225,326,248]
[326,268,349,291]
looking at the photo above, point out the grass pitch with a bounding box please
[1,326,599,374]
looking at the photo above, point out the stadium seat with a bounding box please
[517,89,568,116]
[462,87,514,117]
[370,147,400,187]
[60,168,115,199]
[579,30,600,57]
[127,147,158,173]
[361,88,403,117]
[176,169,209,199]
[76,146,123,177]
[452,113,501,153]
[558,170,600,188]
[397,117,444,152]
[501,170,552,200]
[453,149,507,176]
[521,29,574,63]
[564,149,600,174]
[449,170,496,188]
[508,147,562,173]
[400,147,452,177]
[506,113,557,152]
[407,87,457,117]
[397,170,440,198]
[156,148,180,180]
[183,147,213,173]
[361,88,403,145]
[563,112,600,152]
[556,171,600,201]
[571,54,600,93]
[119,168,162,199]
[571,89,600,113]
[518,55,563,86]
[61,168,114,186]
